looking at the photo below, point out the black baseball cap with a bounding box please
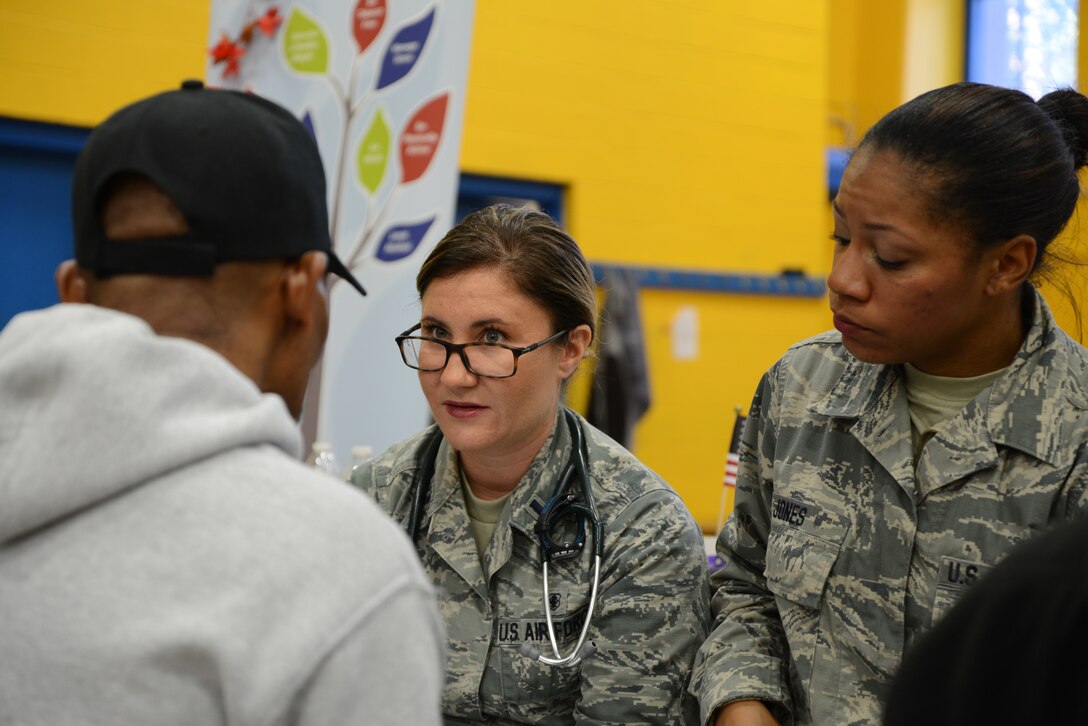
[72,79,365,296]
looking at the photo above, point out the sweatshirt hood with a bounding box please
[0,304,302,544]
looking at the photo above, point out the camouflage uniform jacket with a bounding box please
[353,408,711,725]
[691,288,1088,725]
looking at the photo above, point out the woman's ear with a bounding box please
[55,260,89,303]
[558,324,593,379]
[986,234,1037,296]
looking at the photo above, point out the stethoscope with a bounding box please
[406,407,603,667]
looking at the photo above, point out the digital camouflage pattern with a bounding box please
[353,408,711,725]
[691,288,1088,726]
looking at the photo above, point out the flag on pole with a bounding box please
[724,417,744,490]
[716,407,747,535]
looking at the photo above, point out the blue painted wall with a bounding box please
[0,118,88,328]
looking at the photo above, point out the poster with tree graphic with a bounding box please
[206,0,475,462]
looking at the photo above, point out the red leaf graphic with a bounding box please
[399,93,448,184]
[353,0,387,54]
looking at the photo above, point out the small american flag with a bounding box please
[716,407,748,538]
[723,408,746,489]
[709,411,752,570]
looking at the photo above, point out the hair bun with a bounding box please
[1038,88,1088,169]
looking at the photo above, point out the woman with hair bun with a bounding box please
[691,82,1088,726]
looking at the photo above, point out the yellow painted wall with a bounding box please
[903,0,965,100]
[827,0,908,148]
[464,3,829,274]
[0,3,211,127]
[635,290,828,532]
[464,2,832,531]
[827,0,964,142]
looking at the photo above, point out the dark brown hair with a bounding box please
[417,203,597,343]
[858,82,1088,271]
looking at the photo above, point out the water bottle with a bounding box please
[342,444,374,481]
[308,441,341,476]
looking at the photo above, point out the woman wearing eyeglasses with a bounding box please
[351,203,710,725]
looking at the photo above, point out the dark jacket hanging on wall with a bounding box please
[587,268,651,450]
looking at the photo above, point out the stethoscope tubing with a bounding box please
[535,555,600,667]
[409,407,602,668]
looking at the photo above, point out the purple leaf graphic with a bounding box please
[301,110,317,142]
[375,7,435,90]
[375,217,436,261]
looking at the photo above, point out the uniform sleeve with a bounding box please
[690,368,794,725]
[349,456,413,523]
[287,576,447,726]
[349,459,379,498]
[575,488,711,725]
[1062,441,1088,518]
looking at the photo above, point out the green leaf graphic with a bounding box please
[356,110,391,194]
[283,7,329,74]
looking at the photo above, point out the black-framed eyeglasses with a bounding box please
[395,324,569,379]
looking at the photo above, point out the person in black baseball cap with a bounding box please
[0,80,446,725]
[56,79,364,418]
[70,78,365,295]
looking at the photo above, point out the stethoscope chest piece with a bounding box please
[532,491,590,562]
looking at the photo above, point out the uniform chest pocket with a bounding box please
[491,547,586,720]
[765,496,849,609]
[495,624,581,722]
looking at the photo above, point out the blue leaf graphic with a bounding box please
[375,217,436,261]
[375,7,435,90]
[301,110,317,142]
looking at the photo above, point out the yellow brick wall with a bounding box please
[0,2,211,126]
[464,2,832,530]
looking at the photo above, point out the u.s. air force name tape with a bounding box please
[495,606,588,646]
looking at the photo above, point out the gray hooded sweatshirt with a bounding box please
[0,304,444,725]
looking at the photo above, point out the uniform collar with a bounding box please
[983,287,1085,466]
[425,434,465,517]
[809,350,899,420]
[502,409,575,554]
[427,409,577,580]
[809,286,1083,468]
